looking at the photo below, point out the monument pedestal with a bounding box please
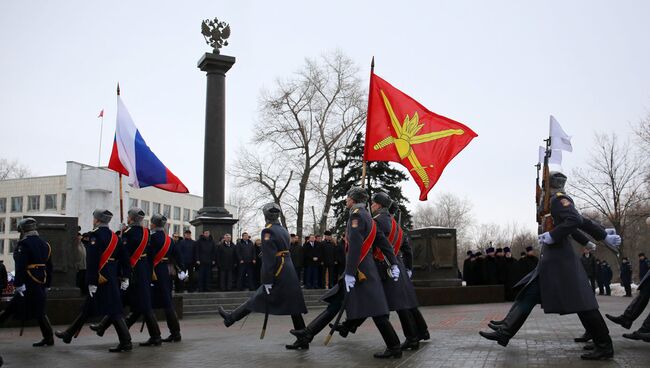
[190,213,238,239]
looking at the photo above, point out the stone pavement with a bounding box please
[1,295,649,367]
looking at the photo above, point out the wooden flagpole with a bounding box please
[117,83,124,224]
[361,57,374,189]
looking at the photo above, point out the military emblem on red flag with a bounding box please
[364,73,477,200]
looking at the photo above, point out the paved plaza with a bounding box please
[1,295,649,367]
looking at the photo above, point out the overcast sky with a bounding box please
[1,1,649,232]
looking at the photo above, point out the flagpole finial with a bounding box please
[117,83,120,96]
[370,56,375,73]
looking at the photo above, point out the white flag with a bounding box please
[538,146,545,165]
[549,115,572,152]
[538,146,563,166]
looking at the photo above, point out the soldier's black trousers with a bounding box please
[0,298,52,340]
[621,287,650,330]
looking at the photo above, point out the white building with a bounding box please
[0,161,236,270]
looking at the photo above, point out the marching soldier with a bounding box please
[0,218,53,347]
[55,210,132,352]
[479,172,620,360]
[149,214,187,342]
[93,208,162,346]
[217,203,308,349]
[290,187,403,359]
[331,193,421,350]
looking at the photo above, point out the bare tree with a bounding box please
[412,192,474,253]
[230,148,295,228]
[0,158,31,180]
[570,133,649,258]
[253,51,365,238]
[636,112,650,151]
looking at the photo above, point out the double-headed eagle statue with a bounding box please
[201,18,231,54]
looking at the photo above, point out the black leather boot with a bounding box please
[109,318,133,353]
[581,335,613,360]
[481,297,534,347]
[124,311,141,329]
[285,314,309,350]
[139,311,162,346]
[398,310,419,351]
[89,316,112,337]
[410,308,430,341]
[630,314,650,341]
[373,315,402,359]
[290,307,338,343]
[161,308,181,342]
[33,316,54,347]
[218,304,251,328]
[329,318,360,338]
[578,310,613,360]
[574,332,592,343]
[606,291,649,330]
[55,312,87,343]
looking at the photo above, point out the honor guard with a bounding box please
[0,218,54,347]
[291,187,403,359]
[218,203,309,350]
[480,172,621,360]
[149,213,187,343]
[56,209,133,352]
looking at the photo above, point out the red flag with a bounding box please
[364,73,477,200]
[98,109,104,118]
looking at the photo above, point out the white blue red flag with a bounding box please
[108,96,188,193]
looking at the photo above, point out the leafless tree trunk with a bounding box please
[570,133,649,258]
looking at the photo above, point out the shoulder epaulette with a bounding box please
[353,208,360,214]
[556,192,565,197]
[265,223,272,229]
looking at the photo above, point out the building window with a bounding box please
[192,210,198,220]
[173,224,181,236]
[0,218,5,233]
[129,198,138,209]
[173,206,181,220]
[10,217,21,232]
[61,193,66,210]
[0,239,4,255]
[0,198,6,213]
[163,205,171,218]
[11,197,23,212]
[44,194,57,210]
[27,195,40,212]
[153,202,161,215]
[141,200,150,215]
[183,208,190,222]
[9,239,18,253]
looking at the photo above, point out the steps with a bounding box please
[180,289,328,317]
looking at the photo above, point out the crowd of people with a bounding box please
[461,246,539,300]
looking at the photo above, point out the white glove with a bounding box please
[407,269,413,279]
[344,274,356,292]
[604,234,621,247]
[120,278,129,290]
[14,284,26,297]
[605,228,617,235]
[538,232,554,245]
[263,284,273,295]
[88,285,98,297]
[390,264,400,281]
[178,271,188,281]
[585,241,597,252]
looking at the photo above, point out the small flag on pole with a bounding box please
[98,109,104,118]
[549,115,572,152]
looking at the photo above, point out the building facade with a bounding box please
[0,161,235,270]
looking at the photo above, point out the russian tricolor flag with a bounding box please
[108,95,189,193]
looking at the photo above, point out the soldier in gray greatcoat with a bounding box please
[218,203,308,349]
[479,172,621,360]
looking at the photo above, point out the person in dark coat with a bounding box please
[462,250,474,286]
[236,232,256,291]
[56,210,132,352]
[176,230,195,293]
[218,203,308,350]
[291,187,403,359]
[217,234,237,291]
[606,233,650,341]
[289,234,304,284]
[495,247,507,285]
[303,235,322,289]
[148,214,186,342]
[601,261,613,296]
[620,257,633,297]
[0,260,7,293]
[254,238,262,288]
[480,171,620,360]
[595,259,605,295]
[0,218,54,347]
[581,248,597,293]
[334,235,346,279]
[503,247,518,301]
[321,231,337,289]
[483,247,498,285]
[121,208,162,346]
[639,253,650,283]
[473,252,485,285]
[194,230,216,292]
[517,246,538,282]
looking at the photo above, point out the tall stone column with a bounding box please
[190,52,238,238]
